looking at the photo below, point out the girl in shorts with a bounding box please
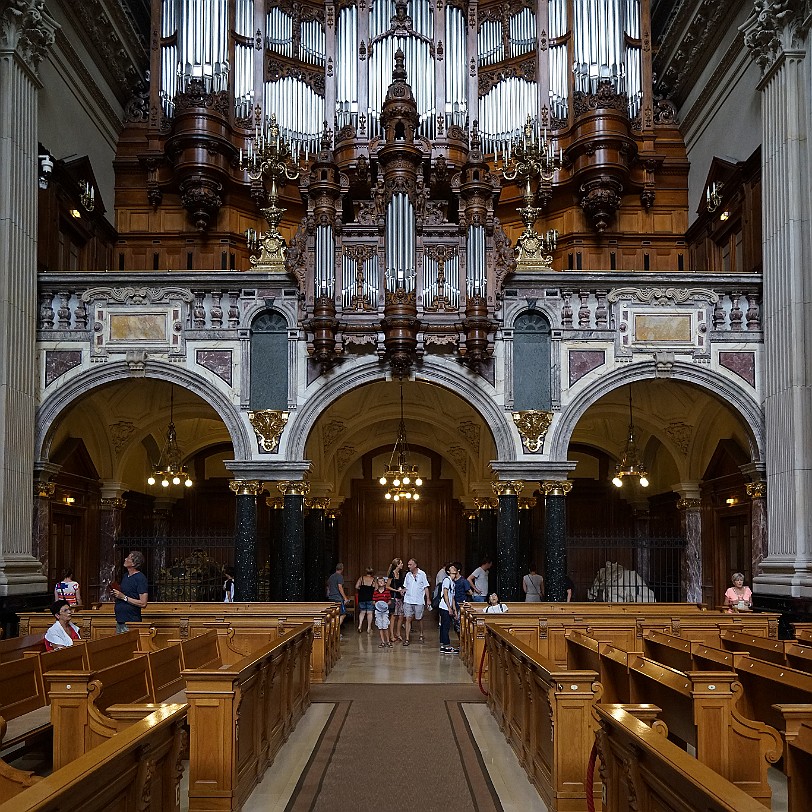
[373,576,393,647]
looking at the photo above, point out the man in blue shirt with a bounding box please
[110,551,149,633]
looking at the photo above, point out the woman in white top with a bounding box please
[522,563,544,602]
[483,593,508,613]
[44,600,81,650]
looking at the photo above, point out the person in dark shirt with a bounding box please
[110,550,149,633]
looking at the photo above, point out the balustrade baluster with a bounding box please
[210,290,223,328]
[595,289,608,328]
[561,290,573,328]
[228,291,240,327]
[712,297,726,330]
[746,293,760,331]
[192,290,206,328]
[578,290,590,328]
[39,292,55,330]
[57,292,71,329]
[729,291,743,331]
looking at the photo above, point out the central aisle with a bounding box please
[238,619,546,811]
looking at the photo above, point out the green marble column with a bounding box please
[305,498,330,601]
[278,482,309,601]
[494,482,524,601]
[543,480,572,602]
[229,480,264,602]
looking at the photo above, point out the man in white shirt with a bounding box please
[467,558,492,603]
[402,558,431,645]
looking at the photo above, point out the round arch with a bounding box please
[547,361,764,462]
[36,361,253,462]
[282,358,519,461]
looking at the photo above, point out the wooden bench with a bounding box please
[595,704,766,812]
[0,635,45,663]
[0,704,187,812]
[184,623,313,812]
[782,718,812,812]
[566,629,782,804]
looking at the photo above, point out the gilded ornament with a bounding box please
[228,480,265,497]
[513,410,554,453]
[746,481,766,499]
[541,480,573,497]
[492,480,525,497]
[249,410,289,452]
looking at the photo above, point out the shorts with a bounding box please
[404,602,425,620]
[358,600,374,612]
[375,610,390,629]
[392,597,404,616]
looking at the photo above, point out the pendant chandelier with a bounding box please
[147,387,193,489]
[378,384,423,501]
[612,386,649,489]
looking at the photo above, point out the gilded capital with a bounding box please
[541,480,573,497]
[34,481,55,499]
[265,496,285,510]
[518,496,537,510]
[249,410,289,453]
[307,496,331,510]
[745,481,766,499]
[677,497,701,511]
[473,496,499,510]
[492,480,525,497]
[512,410,554,453]
[228,479,265,497]
[100,497,127,510]
[278,480,311,497]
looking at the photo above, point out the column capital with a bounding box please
[492,480,524,497]
[541,480,573,497]
[473,496,499,510]
[677,497,702,512]
[100,497,127,510]
[306,496,331,510]
[0,0,58,75]
[34,480,55,499]
[518,496,537,510]
[265,496,285,509]
[741,0,809,78]
[746,481,767,499]
[228,479,265,497]
[277,480,311,497]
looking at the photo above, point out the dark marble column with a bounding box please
[518,497,536,581]
[279,481,309,601]
[678,496,702,604]
[474,501,497,566]
[325,509,339,572]
[229,480,264,602]
[99,495,126,601]
[747,481,767,579]
[305,498,329,601]
[265,495,284,600]
[494,481,523,601]
[543,480,573,601]
[464,508,478,576]
[32,480,55,579]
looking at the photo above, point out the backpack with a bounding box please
[431,582,442,610]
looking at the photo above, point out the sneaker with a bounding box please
[450,648,459,654]
[440,646,453,654]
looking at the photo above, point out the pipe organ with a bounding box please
[120,0,685,368]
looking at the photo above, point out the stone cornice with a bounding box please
[55,0,147,104]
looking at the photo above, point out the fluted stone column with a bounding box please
[99,483,127,602]
[278,481,309,601]
[677,487,702,604]
[743,4,812,597]
[0,2,56,596]
[305,497,329,602]
[747,481,768,579]
[493,481,523,601]
[229,480,264,602]
[542,480,572,601]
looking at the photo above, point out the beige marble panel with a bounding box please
[634,313,692,342]
[109,312,168,341]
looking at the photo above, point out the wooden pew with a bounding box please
[720,629,788,665]
[595,704,766,812]
[184,623,313,812]
[0,704,187,812]
[485,624,602,811]
[0,635,45,663]
[781,717,812,812]
[785,641,812,673]
[792,622,812,644]
[567,630,781,804]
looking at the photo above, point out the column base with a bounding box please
[0,554,48,596]
[755,556,812,598]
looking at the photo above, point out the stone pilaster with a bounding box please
[746,481,768,579]
[493,481,523,601]
[99,482,127,602]
[676,484,702,604]
[229,480,265,601]
[278,481,310,601]
[32,461,60,577]
[743,2,812,596]
[0,1,57,596]
[541,480,572,601]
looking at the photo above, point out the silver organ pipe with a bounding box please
[300,19,326,67]
[422,250,460,310]
[385,194,416,293]
[466,225,486,297]
[315,225,335,297]
[624,0,642,118]
[264,77,324,155]
[341,252,378,309]
[177,0,229,93]
[267,8,293,58]
[508,8,536,59]
[477,19,502,67]
[234,0,253,119]
[336,7,359,130]
[479,77,537,157]
[444,6,467,129]
[160,0,178,116]
[369,0,390,41]
[548,0,568,121]
[572,0,629,98]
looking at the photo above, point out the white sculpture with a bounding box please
[587,561,655,603]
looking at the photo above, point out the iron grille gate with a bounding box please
[565,534,686,603]
[114,536,270,602]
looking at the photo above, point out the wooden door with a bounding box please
[50,510,84,592]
